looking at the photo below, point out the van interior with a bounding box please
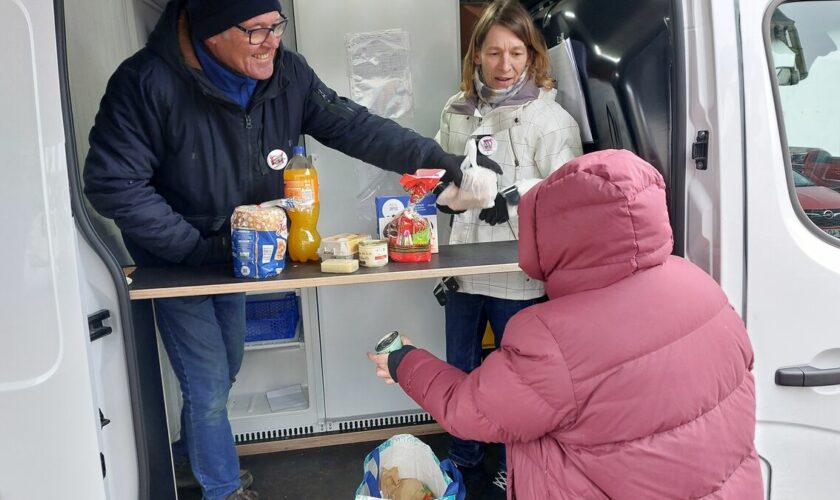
[55,0,838,497]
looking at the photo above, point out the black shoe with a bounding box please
[224,487,259,500]
[491,470,507,491]
[480,470,507,500]
[174,462,254,491]
[453,462,488,499]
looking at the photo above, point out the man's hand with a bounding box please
[183,234,231,266]
[478,193,510,226]
[437,203,466,215]
[437,153,503,187]
[433,182,465,215]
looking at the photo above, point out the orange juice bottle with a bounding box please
[283,146,321,262]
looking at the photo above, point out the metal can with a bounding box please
[359,239,389,267]
[375,331,403,354]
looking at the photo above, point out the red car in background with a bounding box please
[790,147,840,191]
[793,169,840,238]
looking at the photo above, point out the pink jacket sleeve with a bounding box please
[396,310,577,444]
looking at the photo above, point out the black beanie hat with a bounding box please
[188,0,282,41]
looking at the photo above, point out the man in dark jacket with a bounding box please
[83,1,498,498]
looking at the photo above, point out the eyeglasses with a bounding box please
[235,14,288,45]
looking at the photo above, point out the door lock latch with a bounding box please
[692,130,709,170]
[88,309,113,342]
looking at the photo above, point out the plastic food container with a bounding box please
[359,239,389,267]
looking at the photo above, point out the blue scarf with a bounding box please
[192,36,257,109]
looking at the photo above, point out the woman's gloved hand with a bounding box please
[437,153,502,187]
[478,193,510,226]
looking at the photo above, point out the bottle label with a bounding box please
[285,179,319,206]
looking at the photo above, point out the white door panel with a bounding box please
[0,0,105,497]
[741,0,840,497]
[682,0,746,315]
[77,237,139,499]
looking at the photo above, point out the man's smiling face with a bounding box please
[205,11,282,80]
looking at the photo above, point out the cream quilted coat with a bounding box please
[437,83,582,299]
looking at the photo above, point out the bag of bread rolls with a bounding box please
[231,203,290,279]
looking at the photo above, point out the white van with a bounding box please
[2,0,839,498]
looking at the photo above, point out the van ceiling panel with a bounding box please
[531,0,674,185]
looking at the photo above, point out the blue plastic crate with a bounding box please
[245,294,300,343]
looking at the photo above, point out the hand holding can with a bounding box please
[375,330,403,354]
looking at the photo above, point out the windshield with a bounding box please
[792,170,816,187]
[776,2,840,158]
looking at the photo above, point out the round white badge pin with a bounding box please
[266,149,288,170]
[477,136,498,156]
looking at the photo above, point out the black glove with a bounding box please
[436,153,503,187]
[437,203,466,215]
[183,234,231,266]
[478,193,510,226]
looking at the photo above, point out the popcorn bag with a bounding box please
[383,169,444,263]
[230,199,294,279]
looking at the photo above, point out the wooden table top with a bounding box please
[126,240,520,299]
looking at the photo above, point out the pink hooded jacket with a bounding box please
[396,150,763,499]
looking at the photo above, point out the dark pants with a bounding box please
[154,293,246,500]
[444,290,545,471]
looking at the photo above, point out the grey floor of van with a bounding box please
[176,432,506,499]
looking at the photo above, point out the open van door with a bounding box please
[0,0,106,497]
[741,1,840,498]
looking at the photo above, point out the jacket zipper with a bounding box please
[244,112,254,174]
[508,128,520,173]
[507,124,520,240]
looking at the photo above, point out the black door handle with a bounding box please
[775,365,840,387]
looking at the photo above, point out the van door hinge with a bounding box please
[88,309,112,341]
[692,130,709,170]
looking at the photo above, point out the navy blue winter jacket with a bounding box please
[83,0,448,265]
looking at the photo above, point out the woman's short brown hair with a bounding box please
[461,0,554,98]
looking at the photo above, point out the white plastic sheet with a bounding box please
[549,39,594,143]
[345,29,418,222]
[346,29,415,124]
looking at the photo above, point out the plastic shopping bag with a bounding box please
[355,434,465,500]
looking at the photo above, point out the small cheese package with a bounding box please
[230,199,293,279]
[383,169,444,263]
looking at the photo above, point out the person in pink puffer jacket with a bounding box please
[368,149,763,499]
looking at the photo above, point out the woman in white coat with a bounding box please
[435,0,582,493]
